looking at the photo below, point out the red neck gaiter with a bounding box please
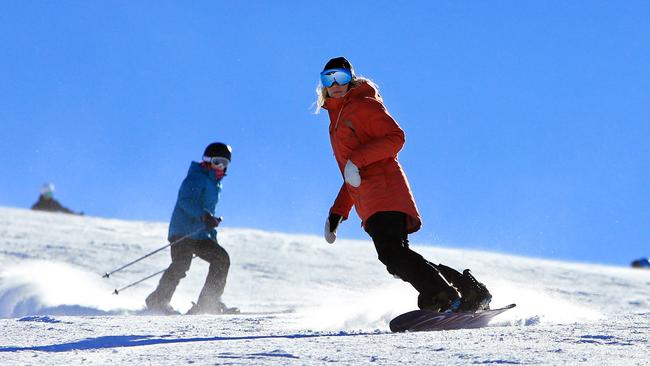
[201,162,226,180]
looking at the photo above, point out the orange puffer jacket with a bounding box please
[323,82,422,233]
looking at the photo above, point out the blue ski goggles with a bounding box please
[320,68,352,87]
[203,156,230,169]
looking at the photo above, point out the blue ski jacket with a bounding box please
[168,161,222,241]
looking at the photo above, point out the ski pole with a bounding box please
[112,254,199,295]
[102,228,204,278]
[112,268,166,295]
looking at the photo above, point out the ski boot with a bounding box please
[144,301,180,315]
[186,301,240,315]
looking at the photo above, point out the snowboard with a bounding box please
[389,303,516,332]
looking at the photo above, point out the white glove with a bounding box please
[324,214,343,244]
[324,219,336,244]
[344,160,361,187]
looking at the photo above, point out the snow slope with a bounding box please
[0,206,648,365]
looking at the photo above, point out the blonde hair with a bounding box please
[314,76,380,114]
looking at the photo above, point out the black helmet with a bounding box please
[323,56,355,76]
[203,142,232,162]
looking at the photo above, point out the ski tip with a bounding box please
[103,272,110,278]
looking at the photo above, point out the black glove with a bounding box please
[328,213,343,233]
[202,214,222,230]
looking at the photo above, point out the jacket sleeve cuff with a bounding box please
[329,209,349,221]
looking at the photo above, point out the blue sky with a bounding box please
[1,1,648,266]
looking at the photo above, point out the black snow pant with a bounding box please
[146,237,230,308]
[364,211,459,302]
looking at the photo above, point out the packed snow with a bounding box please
[0,206,648,365]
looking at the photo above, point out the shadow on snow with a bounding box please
[0,331,382,353]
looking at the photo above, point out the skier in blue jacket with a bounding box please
[146,142,238,315]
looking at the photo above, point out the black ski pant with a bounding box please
[364,211,458,300]
[146,237,230,307]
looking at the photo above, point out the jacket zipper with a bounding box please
[334,104,345,131]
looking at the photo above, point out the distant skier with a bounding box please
[145,142,238,315]
[316,57,492,312]
[31,183,81,215]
